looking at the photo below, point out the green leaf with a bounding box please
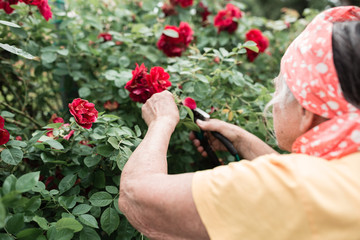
[79,214,99,229]
[1,110,15,118]
[6,140,27,148]
[162,29,179,38]
[73,204,92,215]
[0,20,21,28]
[44,139,64,150]
[134,125,141,137]
[84,155,101,168]
[58,195,77,209]
[41,52,57,63]
[96,144,114,157]
[27,131,46,147]
[243,41,259,53]
[0,233,13,240]
[0,200,5,229]
[43,123,63,129]
[195,74,209,83]
[15,172,40,193]
[100,207,120,235]
[105,186,118,195]
[33,215,49,230]
[57,49,69,56]
[89,192,113,207]
[58,174,77,194]
[79,227,101,240]
[2,174,17,194]
[79,87,91,98]
[107,137,119,149]
[16,228,43,240]
[5,213,24,235]
[56,218,83,233]
[1,148,23,165]
[94,170,105,189]
[0,43,35,59]
[47,227,74,240]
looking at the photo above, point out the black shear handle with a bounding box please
[195,130,221,168]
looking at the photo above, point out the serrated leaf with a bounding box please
[16,171,39,193]
[84,155,101,168]
[6,140,27,148]
[73,204,92,215]
[56,218,83,233]
[100,208,120,235]
[105,186,118,195]
[79,214,99,229]
[89,192,113,207]
[0,43,35,59]
[44,139,64,150]
[33,216,50,230]
[108,137,119,149]
[58,174,77,194]
[1,148,23,165]
[162,29,179,38]
[80,227,101,240]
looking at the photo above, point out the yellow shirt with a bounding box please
[192,152,360,240]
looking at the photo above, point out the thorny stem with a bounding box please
[0,102,42,128]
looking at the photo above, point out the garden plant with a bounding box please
[0,0,320,239]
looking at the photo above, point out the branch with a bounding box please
[0,102,42,128]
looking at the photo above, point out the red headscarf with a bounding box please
[280,6,360,159]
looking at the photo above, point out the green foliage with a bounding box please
[0,0,315,239]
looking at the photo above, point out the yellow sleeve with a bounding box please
[192,154,312,240]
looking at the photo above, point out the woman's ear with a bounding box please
[299,107,327,133]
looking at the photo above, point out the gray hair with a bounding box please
[264,74,295,116]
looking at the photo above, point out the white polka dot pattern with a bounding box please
[280,6,360,160]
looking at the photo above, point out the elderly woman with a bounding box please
[118,6,360,240]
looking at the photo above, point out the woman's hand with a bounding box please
[190,118,278,160]
[141,90,179,130]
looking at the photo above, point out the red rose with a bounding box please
[68,98,98,129]
[214,4,242,34]
[20,0,43,5]
[98,33,112,42]
[183,97,197,110]
[157,22,194,57]
[37,0,52,21]
[0,0,19,14]
[162,2,177,17]
[245,29,269,62]
[170,0,193,8]
[147,67,171,93]
[104,100,119,111]
[125,63,171,103]
[0,116,10,145]
[125,63,153,103]
[63,130,75,140]
[198,2,211,23]
[53,117,64,123]
[0,128,10,145]
[0,116,4,129]
[15,136,22,141]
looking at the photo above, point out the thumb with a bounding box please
[196,118,224,132]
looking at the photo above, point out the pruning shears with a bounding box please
[192,108,241,168]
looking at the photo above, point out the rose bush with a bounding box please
[0,0,320,239]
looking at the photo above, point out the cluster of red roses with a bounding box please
[157,22,194,57]
[159,2,269,61]
[46,114,75,140]
[0,0,52,21]
[0,116,10,146]
[125,63,171,103]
